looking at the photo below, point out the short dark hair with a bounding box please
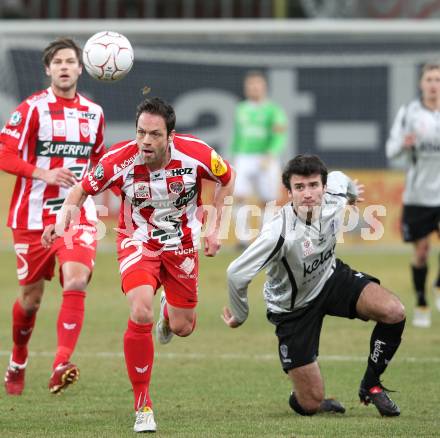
[135,97,176,136]
[420,61,440,81]
[42,37,82,67]
[282,154,328,190]
[244,70,266,82]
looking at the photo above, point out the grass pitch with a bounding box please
[0,246,440,437]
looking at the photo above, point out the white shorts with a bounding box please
[233,154,281,202]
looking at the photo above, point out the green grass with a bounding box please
[1,246,440,437]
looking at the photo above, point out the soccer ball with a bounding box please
[83,31,134,82]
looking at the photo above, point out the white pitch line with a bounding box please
[0,350,439,363]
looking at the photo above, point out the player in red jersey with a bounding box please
[42,97,235,432]
[0,38,106,395]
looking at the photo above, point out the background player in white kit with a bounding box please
[223,155,406,418]
[386,62,440,328]
[0,37,106,395]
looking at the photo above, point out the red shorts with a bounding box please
[117,237,198,309]
[12,225,97,286]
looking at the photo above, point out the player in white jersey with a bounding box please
[386,62,440,328]
[0,38,106,396]
[223,155,406,418]
[42,97,235,433]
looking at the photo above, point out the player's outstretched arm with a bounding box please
[204,169,236,257]
[347,178,365,205]
[0,142,76,187]
[221,307,242,328]
[41,183,88,248]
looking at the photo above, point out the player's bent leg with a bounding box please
[287,362,324,415]
[167,302,196,338]
[5,280,44,396]
[48,262,91,394]
[356,283,405,417]
[356,282,405,324]
[156,291,173,345]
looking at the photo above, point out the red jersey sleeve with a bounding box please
[174,134,232,185]
[205,148,232,185]
[82,140,136,195]
[0,101,39,178]
[90,112,106,167]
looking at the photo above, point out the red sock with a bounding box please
[11,300,36,365]
[124,319,154,411]
[53,290,85,369]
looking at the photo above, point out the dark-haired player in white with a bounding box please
[387,62,440,328]
[223,154,405,418]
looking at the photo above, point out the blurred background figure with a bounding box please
[386,62,440,328]
[230,71,287,249]
[0,0,27,18]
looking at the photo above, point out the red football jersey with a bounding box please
[0,87,105,229]
[82,134,232,251]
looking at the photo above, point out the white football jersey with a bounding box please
[227,171,358,323]
[386,99,440,206]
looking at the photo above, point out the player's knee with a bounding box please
[385,299,406,324]
[63,274,89,292]
[289,392,321,416]
[415,246,429,264]
[169,321,194,337]
[21,287,43,313]
[130,303,154,324]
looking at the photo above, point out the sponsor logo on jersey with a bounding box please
[175,247,195,255]
[94,163,104,180]
[80,122,90,138]
[179,257,195,275]
[169,181,184,194]
[1,127,20,139]
[419,141,440,152]
[36,140,93,158]
[303,244,336,277]
[88,173,99,191]
[174,184,197,208]
[44,109,64,116]
[52,120,66,137]
[302,239,314,257]
[65,109,77,119]
[131,183,197,209]
[113,154,137,174]
[44,197,65,213]
[80,111,97,120]
[151,172,163,181]
[9,111,23,126]
[134,182,150,199]
[165,167,193,177]
[210,150,227,176]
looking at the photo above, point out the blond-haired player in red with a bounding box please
[42,97,235,432]
[0,38,106,395]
